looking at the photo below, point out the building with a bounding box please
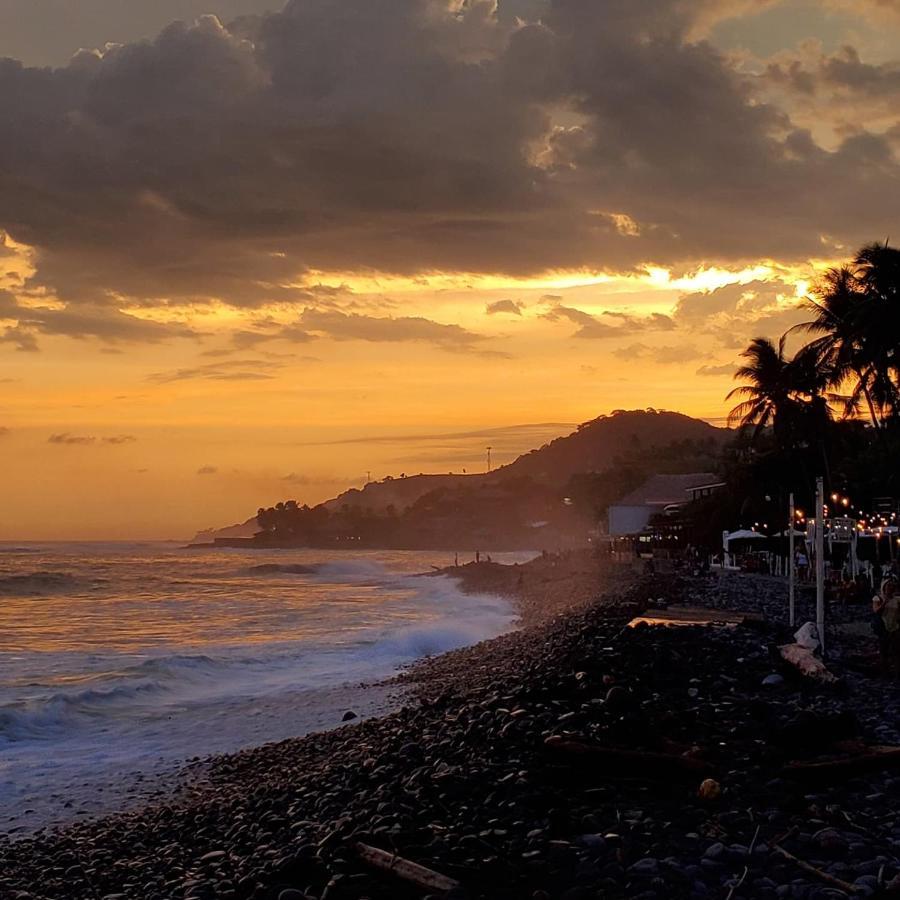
[607,473,723,536]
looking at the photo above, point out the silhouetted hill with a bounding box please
[497,409,726,484]
[193,409,729,546]
[323,410,726,514]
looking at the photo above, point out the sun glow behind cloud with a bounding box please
[0,0,897,538]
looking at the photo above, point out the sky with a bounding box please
[1,0,899,539]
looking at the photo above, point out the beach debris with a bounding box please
[784,744,900,779]
[772,840,863,894]
[778,643,838,683]
[697,777,721,800]
[544,735,713,780]
[794,622,820,651]
[628,606,764,628]
[355,842,461,894]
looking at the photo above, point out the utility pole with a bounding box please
[486,446,492,473]
[816,476,826,656]
[789,492,795,628]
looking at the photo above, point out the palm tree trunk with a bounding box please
[855,364,883,435]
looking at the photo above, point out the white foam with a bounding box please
[0,546,521,833]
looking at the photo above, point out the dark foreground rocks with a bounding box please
[3,570,900,899]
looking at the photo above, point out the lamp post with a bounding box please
[816,476,826,656]
[789,492,795,627]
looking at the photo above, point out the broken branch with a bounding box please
[356,842,461,894]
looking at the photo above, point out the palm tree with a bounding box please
[727,336,798,446]
[799,242,900,431]
[853,242,900,424]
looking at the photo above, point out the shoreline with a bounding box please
[5,563,900,899]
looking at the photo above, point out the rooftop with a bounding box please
[615,473,720,508]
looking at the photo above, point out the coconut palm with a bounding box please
[799,242,900,431]
[853,242,900,423]
[799,265,878,426]
[727,336,799,446]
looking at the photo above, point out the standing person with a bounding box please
[872,576,900,675]
[796,548,809,583]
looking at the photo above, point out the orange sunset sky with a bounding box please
[1,0,900,539]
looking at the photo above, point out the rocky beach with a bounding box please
[3,554,900,900]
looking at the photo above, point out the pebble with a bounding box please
[1,564,898,900]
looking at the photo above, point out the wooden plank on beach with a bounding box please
[784,745,900,779]
[628,606,763,628]
[544,736,713,780]
[356,842,461,894]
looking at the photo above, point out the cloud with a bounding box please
[542,303,676,339]
[0,0,897,319]
[293,422,575,447]
[613,342,704,363]
[147,358,282,383]
[759,42,900,139]
[48,433,96,445]
[48,432,138,445]
[674,278,808,345]
[0,287,197,350]
[298,308,491,352]
[281,472,354,487]
[485,299,524,316]
[197,465,218,475]
[696,362,738,376]
[0,427,9,437]
[0,324,39,352]
[231,325,316,349]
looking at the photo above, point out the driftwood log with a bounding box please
[772,842,862,894]
[544,736,713,780]
[784,745,900,779]
[355,842,461,894]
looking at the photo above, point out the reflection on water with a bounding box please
[0,543,532,832]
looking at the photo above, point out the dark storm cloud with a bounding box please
[0,0,898,323]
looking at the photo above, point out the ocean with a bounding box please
[0,543,528,834]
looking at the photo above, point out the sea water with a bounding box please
[0,543,527,833]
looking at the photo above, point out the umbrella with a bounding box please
[726,529,768,541]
